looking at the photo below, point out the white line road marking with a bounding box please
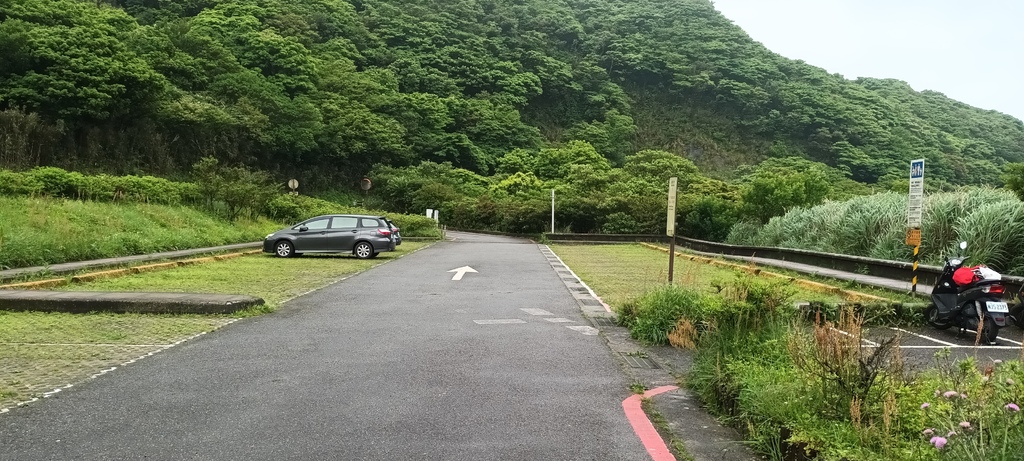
[521,308,554,316]
[997,336,1024,346]
[544,318,575,323]
[889,327,958,347]
[543,245,613,313]
[473,319,527,325]
[863,345,1024,350]
[830,328,881,347]
[448,266,478,281]
[566,326,600,335]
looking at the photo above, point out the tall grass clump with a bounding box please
[728,188,1024,275]
[617,285,722,344]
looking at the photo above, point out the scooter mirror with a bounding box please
[959,241,967,250]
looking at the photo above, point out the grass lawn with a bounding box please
[550,243,913,309]
[55,241,431,312]
[0,241,431,409]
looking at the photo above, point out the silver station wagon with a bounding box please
[263,214,400,259]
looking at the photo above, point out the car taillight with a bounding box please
[376,228,392,237]
[983,284,1005,295]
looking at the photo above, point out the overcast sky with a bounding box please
[711,0,1024,122]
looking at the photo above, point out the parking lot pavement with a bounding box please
[854,324,1023,370]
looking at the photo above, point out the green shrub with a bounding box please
[621,285,723,344]
[0,169,39,195]
[25,166,84,197]
[0,168,203,206]
[266,194,440,238]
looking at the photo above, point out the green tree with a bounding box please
[1002,163,1024,201]
[740,165,832,223]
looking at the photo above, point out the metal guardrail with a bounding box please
[547,233,1024,296]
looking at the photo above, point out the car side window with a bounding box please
[360,218,381,228]
[302,218,330,230]
[331,217,358,228]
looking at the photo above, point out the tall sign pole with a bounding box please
[666,177,678,284]
[906,159,925,293]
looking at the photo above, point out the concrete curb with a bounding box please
[0,249,265,291]
[0,291,263,314]
[0,242,263,282]
[0,249,268,313]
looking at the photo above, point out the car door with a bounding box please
[329,216,359,251]
[293,217,331,252]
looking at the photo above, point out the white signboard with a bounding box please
[426,208,434,218]
[666,177,678,237]
[908,159,925,228]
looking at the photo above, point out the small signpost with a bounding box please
[666,177,678,283]
[907,159,925,293]
[287,179,299,195]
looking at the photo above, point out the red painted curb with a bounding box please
[622,385,679,461]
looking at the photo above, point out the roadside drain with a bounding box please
[620,353,660,369]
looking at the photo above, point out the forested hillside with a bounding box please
[1,0,1022,190]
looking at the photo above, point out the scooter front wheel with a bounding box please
[925,304,953,330]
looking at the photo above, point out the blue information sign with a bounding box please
[911,160,924,179]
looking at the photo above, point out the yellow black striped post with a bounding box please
[912,245,920,293]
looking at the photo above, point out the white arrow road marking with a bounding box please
[448,266,478,281]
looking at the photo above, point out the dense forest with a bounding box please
[1,0,1022,190]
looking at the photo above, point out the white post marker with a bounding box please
[551,189,555,234]
[448,266,478,281]
[426,208,434,218]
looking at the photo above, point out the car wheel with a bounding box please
[274,240,295,258]
[354,242,374,259]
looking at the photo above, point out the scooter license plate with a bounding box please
[987,302,1009,313]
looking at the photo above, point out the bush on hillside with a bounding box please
[0,167,200,205]
[266,194,440,238]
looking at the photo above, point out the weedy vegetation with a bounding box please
[555,243,1024,461]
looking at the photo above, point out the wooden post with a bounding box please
[668,235,676,284]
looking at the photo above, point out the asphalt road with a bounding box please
[0,232,648,460]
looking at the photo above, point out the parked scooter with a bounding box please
[924,241,1009,345]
